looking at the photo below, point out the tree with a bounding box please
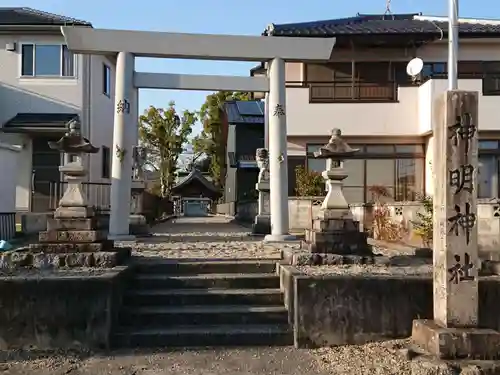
[192,91,251,189]
[294,165,324,197]
[139,101,196,198]
[411,194,433,247]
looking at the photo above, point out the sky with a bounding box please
[2,0,497,135]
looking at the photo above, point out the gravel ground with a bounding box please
[129,246,283,260]
[0,268,111,277]
[298,264,432,276]
[117,216,299,259]
[313,339,413,375]
[0,347,333,375]
[0,341,414,375]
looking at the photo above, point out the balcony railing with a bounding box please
[306,80,397,103]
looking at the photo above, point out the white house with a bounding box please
[252,13,500,203]
[0,8,117,213]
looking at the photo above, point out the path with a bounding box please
[153,215,251,237]
[0,347,331,375]
[126,215,300,260]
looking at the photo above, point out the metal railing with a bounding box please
[308,80,397,102]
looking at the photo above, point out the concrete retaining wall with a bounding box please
[0,266,131,350]
[281,266,500,348]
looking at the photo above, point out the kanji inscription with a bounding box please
[273,104,285,117]
[116,99,130,114]
[448,252,474,284]
[447,203,476,245]
[449,164,474,195]
[446,111,477,247]
[448,113,476,157]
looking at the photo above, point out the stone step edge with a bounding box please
[126,288,283,295]
[121,305,287,315]
[131,257,283,262]
[135,273,279,280]
[113,324,291,336]
[133,259,279,265]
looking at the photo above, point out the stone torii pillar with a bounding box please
[264,57,295,242]
[108,51,136,240]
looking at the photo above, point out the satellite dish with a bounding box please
[406,57,424,78]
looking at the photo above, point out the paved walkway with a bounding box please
[153,215,251,236]
[125,215,299,260]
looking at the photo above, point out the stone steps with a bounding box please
[113,258,291,348]
[111,324,292,348]
[123,288,285,306]
[134,273,280,289]
[133,259,278,274]
[118,305,289,326]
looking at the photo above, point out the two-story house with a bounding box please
[252,13,500,203]
[0,8,116,213]
[222,100,265,203]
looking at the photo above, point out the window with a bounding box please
[421,63,446,79]
[306,143,425,203]
[103,64,111,96]
[306,62,396,102]
[21,44,74,77]
[478,156,497,198]
[483,75,500,96]
[101,146,111,178]
[478,141,500,198]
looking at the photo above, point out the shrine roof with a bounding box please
[171,169,220,196]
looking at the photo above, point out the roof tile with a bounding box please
[266,13,500,37]
[0,7,91,26]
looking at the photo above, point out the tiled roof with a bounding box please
[1,113,79,133]
[0,7,91,26]
[264,13,500,37]
[224,100,265,125]
[171,169,220,195]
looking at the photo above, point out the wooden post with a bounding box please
[433,90,479,328]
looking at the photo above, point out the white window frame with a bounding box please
[19,42,77,79]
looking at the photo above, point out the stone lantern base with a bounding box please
[303,168,372,256]
[304,215,372,255]
[252,181,271,235]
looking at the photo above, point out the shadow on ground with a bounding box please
[0,346,331,375]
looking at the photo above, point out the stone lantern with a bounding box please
[33,119,115,254]
[252,148,271,234]
[303,128,372,255]
[48,119,99,219]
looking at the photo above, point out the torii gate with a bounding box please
[61,26,336,241]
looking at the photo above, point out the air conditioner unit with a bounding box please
[5,42,16,52]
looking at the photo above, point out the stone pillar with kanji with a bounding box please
[412,90,500,360]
